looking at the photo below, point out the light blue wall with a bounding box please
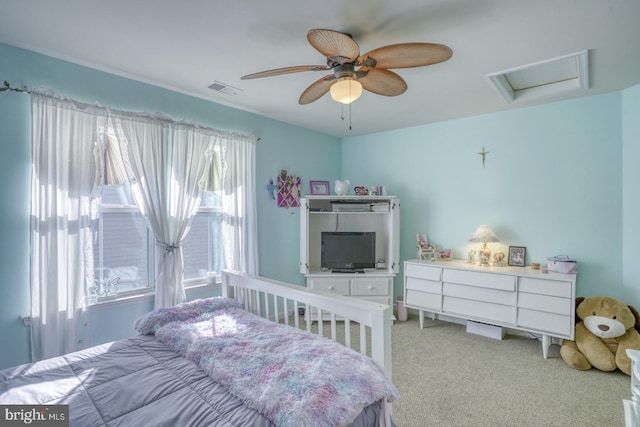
[0,90,31,370]
[0,42,340,369]
[342,91,633,303]
[622,84,640,304]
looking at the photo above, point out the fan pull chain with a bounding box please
[338,102,353,130]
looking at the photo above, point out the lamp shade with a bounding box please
[330,77,363,104]
[469,225,499,243]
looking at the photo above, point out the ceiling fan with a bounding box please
[241,28,453,105]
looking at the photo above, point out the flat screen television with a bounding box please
[321,231,376,272]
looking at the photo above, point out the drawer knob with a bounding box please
[328,286,334,290]
[368,285,373,290]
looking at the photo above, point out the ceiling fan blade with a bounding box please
[307,29,360,64]
[357,68,407,96]
[299,74,336,104]
[358,43,453,69]
[241,65,330,80]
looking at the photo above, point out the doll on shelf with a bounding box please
[416,233,434,261]
[467,249,476,264]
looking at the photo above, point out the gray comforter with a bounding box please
[0,335,387,426]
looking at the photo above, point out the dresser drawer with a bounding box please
[518,277,572,298]
[406,289,442,311]
[308,278,350,295]
[518,292,571,315]
[443,296,515,325]
[405,276,442,294]
[351,278,390,296]
[517,308,572,337]
[443,282,516,306]
[405,263,441,281]
[443,268,515,291]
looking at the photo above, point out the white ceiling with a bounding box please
[1,0,639,138]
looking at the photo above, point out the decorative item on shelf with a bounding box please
[376,259,386,269]
[334,180,349,196]
[435,249,452,261]
[309,180,330,195]
[369,185,385,196]
[547,255,577,273]
[531,262,541,270]
[354,185,369,196]
[493,252,506,267]
[467,249,476,264]
[469,225,499,267]
[276,169,301,208]
[416,233,435,261]
[508,246,526,267]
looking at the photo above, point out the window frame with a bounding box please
[91,192,222,305]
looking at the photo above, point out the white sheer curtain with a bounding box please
[221,134,259,274]
[115,117,214,308]
[30,93,99,361]
[29,89,259,361]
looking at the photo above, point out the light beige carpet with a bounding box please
[390,314,630,427]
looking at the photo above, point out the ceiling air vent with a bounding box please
[208,81,242,96]
[487,50,589,104]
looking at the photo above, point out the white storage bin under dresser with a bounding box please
[403,259,577,358]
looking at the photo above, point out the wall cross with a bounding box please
[478,147,489,169]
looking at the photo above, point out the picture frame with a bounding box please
[435,249,452,261]
[354,186,369,196]
[508,246,526,267]
[309,180,330,195]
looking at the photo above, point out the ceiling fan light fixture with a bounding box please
[329,77,362,104]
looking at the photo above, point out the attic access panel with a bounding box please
[487,50,589,103]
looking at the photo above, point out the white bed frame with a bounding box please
[222,271,395,424]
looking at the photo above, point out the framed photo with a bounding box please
[354,186,369,196]
[309,180,330,195]
[435,249,452,261]
[508,246,526,267]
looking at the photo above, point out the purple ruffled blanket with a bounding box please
[134,297,398,427]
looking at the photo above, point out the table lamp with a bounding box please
[469,225,499,267]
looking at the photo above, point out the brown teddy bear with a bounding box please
[560,295,640,375]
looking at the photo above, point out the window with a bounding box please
[92,183,151,301]
[91,184,223,303]
[182,192,225,282]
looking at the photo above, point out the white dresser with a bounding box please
[403,259,577,358]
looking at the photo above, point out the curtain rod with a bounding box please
[1,80,261,140]
[1,80,30,94]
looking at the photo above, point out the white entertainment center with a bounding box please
[300,196,400,318]
[403,259,577,358]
